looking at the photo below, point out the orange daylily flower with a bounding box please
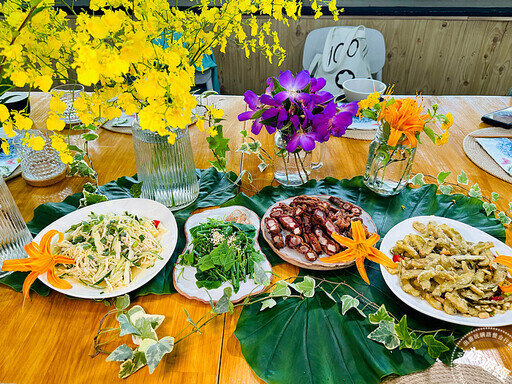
[320,220,397,285]
[378,97,429,148]
[2,230,75,301]
[492,254,512,293]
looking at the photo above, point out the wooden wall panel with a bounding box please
[213,16,512,96]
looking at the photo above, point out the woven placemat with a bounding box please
[462,128,512,184]
[344,128,377,141]
[384,362,510,384]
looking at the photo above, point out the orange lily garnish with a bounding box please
[320,220,397,285]
[378,97,429,148]
[492,254,512,293]
[1,230,75,301]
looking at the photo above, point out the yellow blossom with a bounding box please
[28,136,45,151]
[2,121,15,137]
[357,92,380,114]
[50,95,68,114]
[0,104,9,122]
[442,112,454,130]
[1,140,9,155]
[435,130,451,146]
[46,113,66,131]
[13,112,33,130]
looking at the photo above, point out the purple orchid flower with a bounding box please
[312,101,355,138]
[310,77,326,93]
[238,90,267,135]
[273,70,312,104]
[285,122,329,152]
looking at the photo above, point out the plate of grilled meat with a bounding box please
[261,195,377,270]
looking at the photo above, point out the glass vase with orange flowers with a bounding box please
[358,93,453,196]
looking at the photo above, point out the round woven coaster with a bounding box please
[462,128,512,184]
[343,128,377,141]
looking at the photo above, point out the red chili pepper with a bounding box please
[491,296,504,301]
[392,254,402,263]
[152,220,160,229]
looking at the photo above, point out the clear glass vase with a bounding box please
[273,130,323,187]
[363,125,416,196]
[0,177,33,276]
[131,118,199,210]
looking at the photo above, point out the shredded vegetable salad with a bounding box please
[54,212,165,291]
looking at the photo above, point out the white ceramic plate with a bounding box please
[261,195,377,270]
[36,198,178,299]
[380,215,512,327]
[173,206,272,303]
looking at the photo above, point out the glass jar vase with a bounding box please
[131,118,199,210]
[273,130,323,187]
[363,126,416,196]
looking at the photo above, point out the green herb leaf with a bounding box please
[457,171,469,185]
[436,171,451,184]
[115,294,130,311]
[439,184,453,195]
[369,304,393,324]
[106,344,133,362]
[482,202,497,216]
[260,298,277,311]
[422,335,449,359]
[469,183,482,199]
[340,294,360,315]
[410,173,425,186]
[214,287,234,314]
[270,280,291,298]
[492,192,500,202]
[292,276,315,298]
[367,320,400,350]
[145,336,174,374]
[129,182,143,198]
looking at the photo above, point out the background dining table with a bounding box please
[1,93,512,384]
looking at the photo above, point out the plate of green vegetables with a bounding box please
[173,206,272,303]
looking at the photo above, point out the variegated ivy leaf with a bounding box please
[393,315,421,350]
[106,344,133,362]
[439,184,453,195]
[509,202,512,215]
[139,319,158,341]
[436,171,451,184]
[468,183,482,199]
[498,211,512,225]
[130,309,165,331]
[482,202,497,216]
[258,161,269,173]
[117,314,141,337]
[183,308,202,334]
[340,295,360,315]
[253,262,270,286]
[118,350,146,379]
[213,287,234,314]
[260,298,277,311]
[457,170,468,185]
[492,192,500,202]
[320,287,336,303]
[115,294,130,311]
[369,304,393,324]
[138,338,157,353]
[292,276,316,298]
[270,280,291,298]
[237,143,251,154]
[410,173,425,186]
[145,336,174,374]
[368,320,400,350]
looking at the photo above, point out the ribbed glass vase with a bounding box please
[131,118,199,211]
[0,177,33,276]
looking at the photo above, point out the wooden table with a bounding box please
[1,94,512,384]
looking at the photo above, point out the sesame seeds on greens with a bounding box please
[179,218,264,293]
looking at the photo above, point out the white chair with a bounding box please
[302,26,386,81]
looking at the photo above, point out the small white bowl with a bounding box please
[342,79,386,102]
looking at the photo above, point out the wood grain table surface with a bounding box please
[1,94,511,384]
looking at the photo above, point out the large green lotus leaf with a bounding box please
[0,168,238,298]
[232,175,504,384]
[223,176,505,266]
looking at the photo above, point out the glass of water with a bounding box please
[0,176,32,276]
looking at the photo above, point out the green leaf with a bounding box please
[117,314,141,336]
[79,190,108,208]
[369,304,393,324]
[436,171,451,184]
[129,182,143,198]
[492,192,500,202]
[439,184,453,195]
[240,129,248,138]
[260,298,277,311]
[82,132,99,141]
[469,183,482,198]
[214,287,234,314]
[340,294,360,315]
[106,344,133,362]
[482,202,497,216]
[409,173,425,186]
[394,315,415,350]
[422,335,449,359]
[209,158,227,172]
[206,126,230,158]
[237,143,251,155]
[498,211,512,225]
[145,336,174,374]
[253,262,270,286]
[457,171,468,185]
[183,308,202,333]
[67,144,83,153]
[292,276,316,298]
[368,320,400,350]
[115,294,130,311]
[423,126,436,143]
[270,280,291,298]
[509,202,512,214]
[118,350,146,379]
[138,319,158,341]
[247,141,261,152]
